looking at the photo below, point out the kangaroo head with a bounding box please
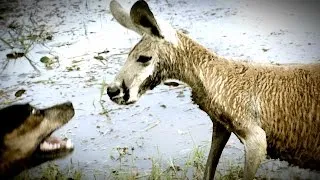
[107,0,179,105]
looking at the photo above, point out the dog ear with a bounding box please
[0,103,31,136]
[129,0,163,38]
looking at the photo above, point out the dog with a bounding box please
[0,102,75,178]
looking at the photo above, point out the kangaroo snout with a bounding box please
[107,85,121,98]
[106,82,134,105]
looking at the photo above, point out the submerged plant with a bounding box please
[0,19,55,73]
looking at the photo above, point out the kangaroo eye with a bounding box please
[137,55,152,63]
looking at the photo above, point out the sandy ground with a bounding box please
[0,0,319,179]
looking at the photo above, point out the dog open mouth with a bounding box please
[34,131,74,159]
[39,136,73,152]
[0,102,76,177]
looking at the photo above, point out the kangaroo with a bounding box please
[107,0,320,179]
[0,102,75,178]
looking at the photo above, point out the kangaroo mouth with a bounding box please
[110,96,136,105]
[109,81,136,105]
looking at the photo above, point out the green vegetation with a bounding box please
[215,161,243,180]
[98,78,111,120]
[16,162,82,180]
[0,19,56,73]
[16,145,246,180]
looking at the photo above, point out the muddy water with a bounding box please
[0,0,319,179]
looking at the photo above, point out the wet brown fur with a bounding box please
[0,102,74,178]
[108,1,320,179]
[160,31,320,170]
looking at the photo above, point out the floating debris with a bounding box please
[66,65,80,71]
[160,104,167,108]
[40,56,51,63]
[177,91,185,98]
[97,49,110,55]
[94,55,104,60]
[164,81,180,87]
[14,89,26,97]
[6,52,24,59]
[40,56,59,70]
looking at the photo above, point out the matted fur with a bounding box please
[108,1,320,179]
[165,32,320,166]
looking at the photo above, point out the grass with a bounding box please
[185,145,206,179]
[215,161,243,180]
[15,132,244,180]
[16,162,82,180]
[16,145,244,180]
[97,78,111,120]
[0,19,55,73]
[40,163,82,180]
[109,144,208,180]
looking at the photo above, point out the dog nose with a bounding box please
[107,85,120,98]
[65,101,73,107]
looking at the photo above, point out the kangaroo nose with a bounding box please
[107,85,120,98]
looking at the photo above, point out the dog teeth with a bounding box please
[40,142,47,151]
[40,141,51,151]
[40,139,73,151]
[40,142,63,151]
[53,144,58,149]
[66,139,74,149]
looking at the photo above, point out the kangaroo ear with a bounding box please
[130,0,163,38]
[109,0,142,35]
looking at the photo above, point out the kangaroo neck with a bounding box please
[162,32,226,87]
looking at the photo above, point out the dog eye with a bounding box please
[31,108,41,115]
[137,55,152,63]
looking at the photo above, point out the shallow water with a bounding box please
[0,0,319,179]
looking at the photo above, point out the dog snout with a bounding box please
[107,85,121,98]
[65,101,73,107]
